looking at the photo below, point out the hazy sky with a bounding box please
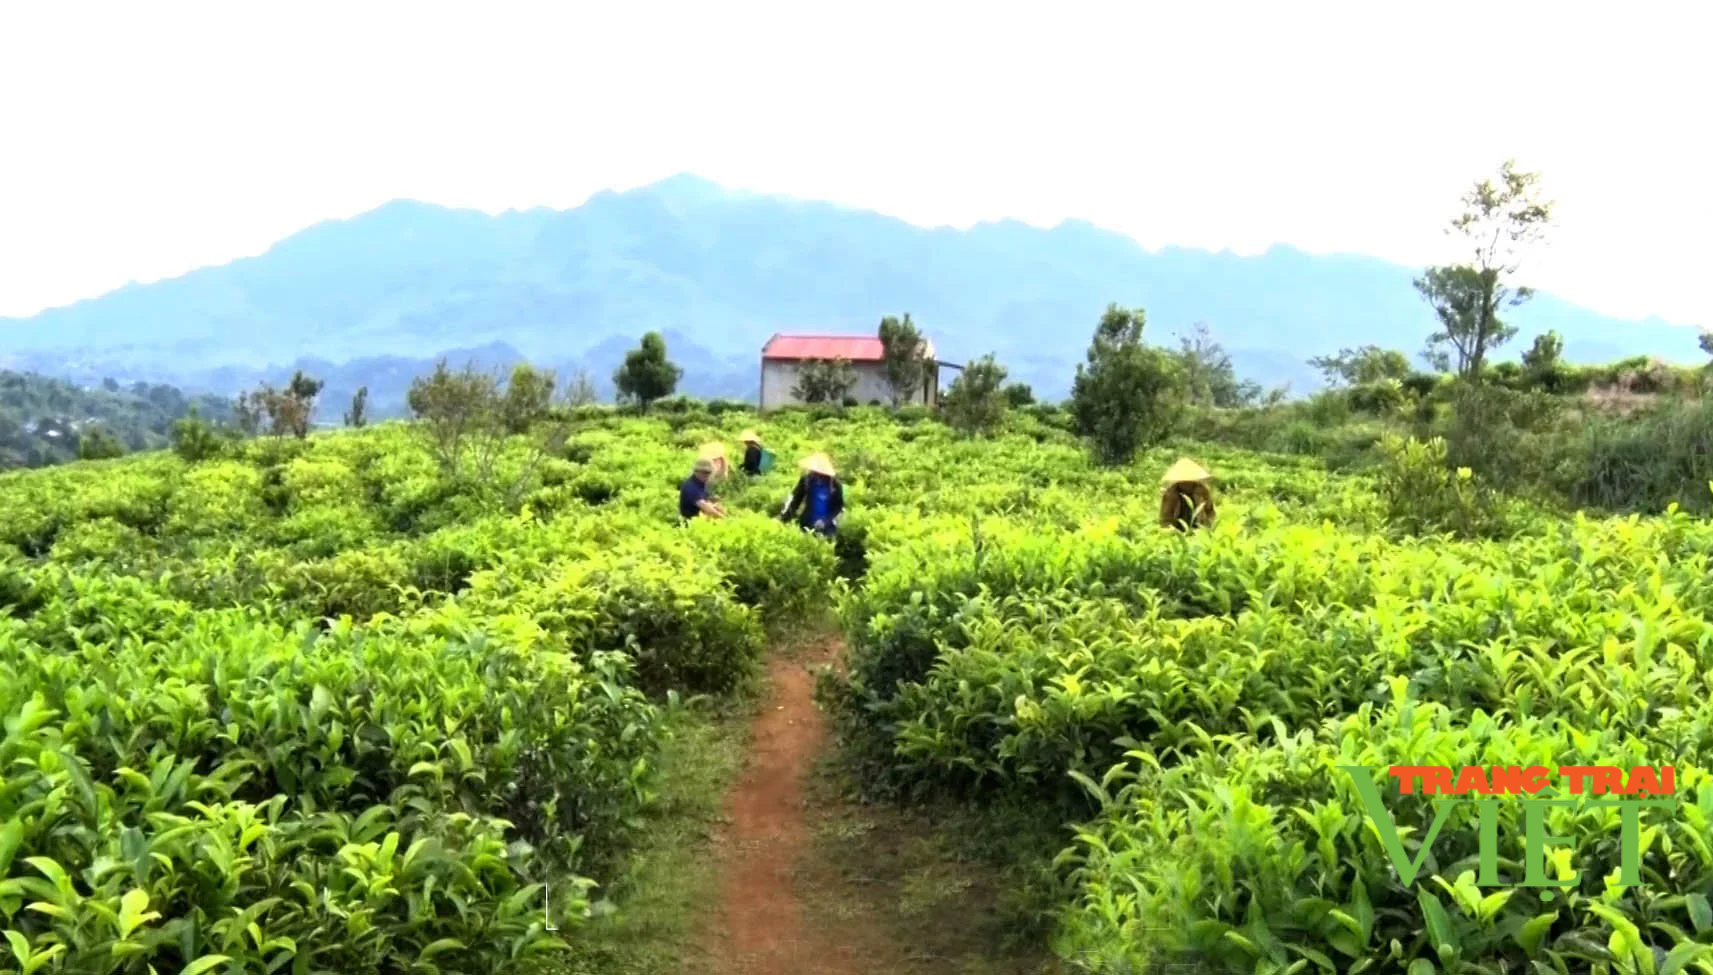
[2,1,1708,326]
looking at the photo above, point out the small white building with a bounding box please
[758,333,942,410]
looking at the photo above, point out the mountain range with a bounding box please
[2,173,1703,416]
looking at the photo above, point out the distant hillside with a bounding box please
[0,372,233,469]
[2,174,1703,399]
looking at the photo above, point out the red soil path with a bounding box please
[700,637,884,975]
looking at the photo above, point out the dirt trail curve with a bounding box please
[700,636,896,975]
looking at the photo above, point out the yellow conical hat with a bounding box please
[697,441,727,460]
[738,429,761,444]
[1161,458,1211,484]
[801,452,835,476]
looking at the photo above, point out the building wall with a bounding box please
[760,359,937,408]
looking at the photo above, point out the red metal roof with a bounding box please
[762,334,887,361]
[761,333,935,361]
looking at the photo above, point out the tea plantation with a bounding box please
[2,404,1710,974]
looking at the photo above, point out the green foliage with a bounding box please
[1417,160,1553,379]
[941,353,1010,436]
[1520,329,1567,391]
[878,313,932,406]
[408,359,501,475]
[1172,322,1260,407]
[169,410,225,464]
[818,426,1713,973]
[1555,396,1713,514]
[1309,345,1413,387]
[1003,382,1035,408]
[502,363,557,434]
[11,396,1713,974]
[1069,304,1181,466]
[612,332,682,411]
[1374,433,1510,538]
[242,370,325,439]
[344,385,370,427]
[0,372,231,470]
[1345,378,1405,416]
[791,358,858,404]
[564,368,600,407]
[76,426,125,461]
[0,405,859,971]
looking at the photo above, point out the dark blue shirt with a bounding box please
[679,476,709,518]
[807,476,833,524]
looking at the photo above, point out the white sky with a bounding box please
[1,1,1708,325]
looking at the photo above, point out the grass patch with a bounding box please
[532,696,751,975]
[795,758,1069,974]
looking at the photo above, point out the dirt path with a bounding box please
[700,636,893,975]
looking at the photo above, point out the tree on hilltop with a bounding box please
[1069,304,1181,465]
[344,386,369,428]
[613,332,682,411]
[878,313,932,407]
[407,358,572,507]
[1417,160,1553,380]
[1310,345,1413,387]
[1173,321,1260,407]
[942,354,1010,435]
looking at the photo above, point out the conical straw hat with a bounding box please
[738,429,761,444]
[1161,458,1211,484]
[801,452,835,476]
[697,441,727,460]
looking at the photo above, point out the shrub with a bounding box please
[1373,434,1509,538]
[169,410,225,462]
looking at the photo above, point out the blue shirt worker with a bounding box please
[781,452,843,537]
[680,457,727,520]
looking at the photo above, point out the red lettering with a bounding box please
[1623,766,1660,796]
[1592,767,1624,795]
[1664,767,1676,794]
[1423,766,1453,795]
[1389,766,1429,795]
[1521,766,1552,794]
[1489,766,1528,795]
[1453,766,1493,795]
[1559,766,1599,794]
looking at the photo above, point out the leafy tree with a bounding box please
[1309,346,1413,387]
[77,426,125,460]
[1173,321,1260,406]
[1520,330,1566,391]
[1700,330,1713,359]
[564,368,599,406]
[501,364,556,434]
[1417,160,1553,380]
[344,386,369,428]
[233,391,264,436]
[613,332,682,411]
[244,370,323,439]
[942,354,1010,435]
[170,409,224,463]
[409,360,501,476]
[1003,382,1035,408]
[791,358,857,404]
[408,359,572,506]
[878,313,931,407]
[1069,304,1182,466]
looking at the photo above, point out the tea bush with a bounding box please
[815,421,1713,973]
[0,414,854,971]
[5,402,1710,973]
